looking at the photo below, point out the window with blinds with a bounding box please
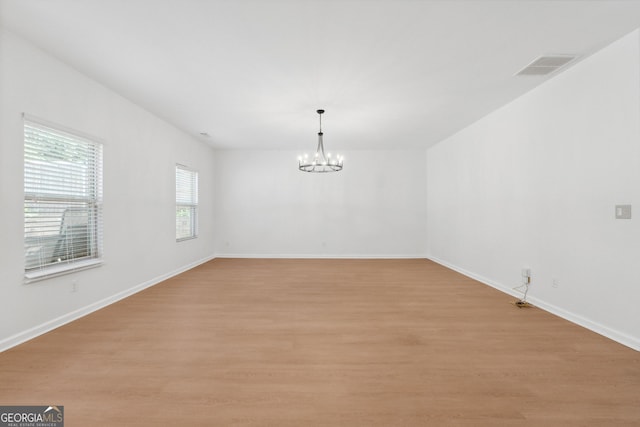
[24,115,103,281]
[176,165,198,241]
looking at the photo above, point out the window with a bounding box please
[24,115,103,281]
[176,164,198,241]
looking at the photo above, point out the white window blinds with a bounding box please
[24,115,103,281]
[176,165,198,241]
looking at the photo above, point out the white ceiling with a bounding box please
[2,0,640,150]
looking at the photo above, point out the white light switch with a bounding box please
[615,204,632,219]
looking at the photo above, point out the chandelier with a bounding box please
[298,109,343,173]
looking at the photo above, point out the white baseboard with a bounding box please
[428,256,640,352]
[214,253,430,259]
[526,296,640,351]
[427,256,522,298]
[0,254,215,353]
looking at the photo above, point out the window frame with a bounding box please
[175,164,198,242]
[23,114,104,282]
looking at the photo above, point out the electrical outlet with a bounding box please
[552,279,559,288]
[71,280,78,293]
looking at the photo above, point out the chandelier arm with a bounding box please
[316,132,326,160]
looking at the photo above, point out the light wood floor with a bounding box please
[1,259,639,426]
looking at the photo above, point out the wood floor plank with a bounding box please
[0,258,639,426]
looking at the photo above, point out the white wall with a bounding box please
[427,30,640,350]
[214,149,427,257]
[0,29,216,350]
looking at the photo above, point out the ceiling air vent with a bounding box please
[516,55,577,76]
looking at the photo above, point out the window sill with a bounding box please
[176,236,198,242]
[24,259,103,284]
